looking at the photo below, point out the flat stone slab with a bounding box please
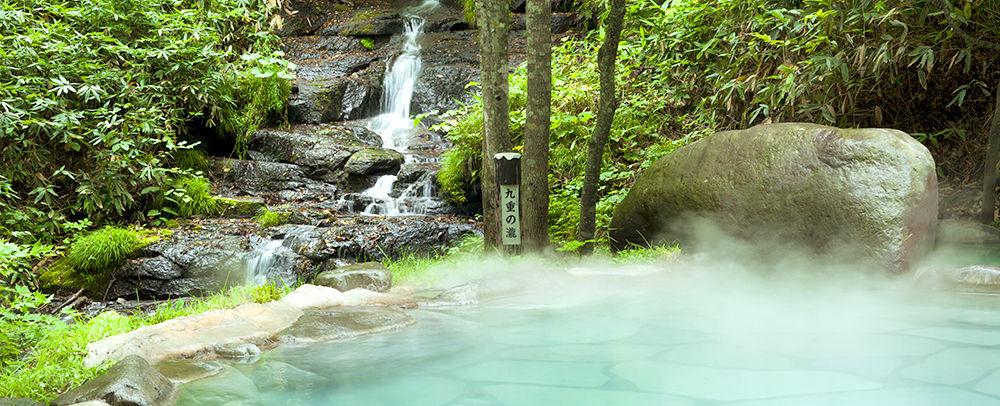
[85,284,413,367]
[276,306,415,344]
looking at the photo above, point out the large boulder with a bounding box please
[314,262,392,292]
[609,123,938,272]
[344,148,405,176]
[52,355,177,406]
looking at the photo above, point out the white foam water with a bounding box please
[362,1,440,215]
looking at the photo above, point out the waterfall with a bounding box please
[362,0,439,215]
[246,239,284,285]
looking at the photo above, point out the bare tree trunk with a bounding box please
[980,82,1000,224]
[522,0,552,253]
[577,0,626,254]
[475,0,512,250]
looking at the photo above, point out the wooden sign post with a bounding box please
[494,152,521,250]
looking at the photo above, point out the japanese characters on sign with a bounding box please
[500,184,521,245]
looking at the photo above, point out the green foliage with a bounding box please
[171,149,211,173]
[254,208,289,228]
[62,226,151,274]
[0,0,291,242]
[385,233,483,286]
[360,38,376,50]
[612,243,679,264]
[0,283,289,402]
[0,240,53,288]
[439,0,1000,249]
[249,282,288,303]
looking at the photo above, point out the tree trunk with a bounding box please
[522,0,552,253]
[980,81,1000,224]
[475,0,512,250]
[577,0,626,254]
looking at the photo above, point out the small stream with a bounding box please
[362,0,441,216]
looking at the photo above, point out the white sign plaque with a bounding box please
[499,184,521,245]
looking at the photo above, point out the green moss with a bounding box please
[216,198,265,218]
[254,209,290,228]
[40,226,159,295]
[360,38,375,50]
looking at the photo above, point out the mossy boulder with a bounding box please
[344,148,405,176]
[323,9,402,36]
[609,123,938,272]
[52,355,177,406]
[216,197,266,218]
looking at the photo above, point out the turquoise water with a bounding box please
[176,266,1000,405]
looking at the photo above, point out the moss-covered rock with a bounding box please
[324,9,402,37]
[216,197,266,218]
[609,123,938,273]
[344,148,405,176]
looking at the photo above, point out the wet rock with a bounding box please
[210,158,311,193]
[250,124,380,178]
[322,9,402,36]
[282,35,369,59]
[0,398,43,406]
[291,76,383,124]
[610,123,938,273]
[314,262,392,292]
[215,197,266,218]
[274,0,348,36]
[115,257,182,281]
[310,215,480,261]
[914,264,1000,293]
[936,219,1000,246]
[397,163,439,183]
[276,306,415,344]
[109,221,254,299]
[52,355,177,406]
[209,158,340,202]
[212,343,261,363]
[154,360,224,384]
[85,301,304,367]
[411,64,479,115]
[344,148,405,176]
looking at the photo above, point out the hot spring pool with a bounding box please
[175,264,1000,405]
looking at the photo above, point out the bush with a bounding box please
[40,226,158,295]
[0,0,291,241]
[0,283,290,402]
[254,208,290,228]
[438,0,1000,248]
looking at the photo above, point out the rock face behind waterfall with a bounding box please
[609,123,938,272]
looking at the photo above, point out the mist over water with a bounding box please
[179,242,1000,405]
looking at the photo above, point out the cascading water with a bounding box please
[246,239,284,285]
[361,0,440,215]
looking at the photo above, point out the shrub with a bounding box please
[254,209,290,228]
[438,0,1000,248]
[0,0,291,241]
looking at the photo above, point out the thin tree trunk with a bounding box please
[475,0,512,250]
[578,0,626,254]
[980,82,1000,224]
[522,0,552,253]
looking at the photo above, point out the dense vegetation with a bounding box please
[440,0,1000,246]
[0,282,290,402]
[0,0,292,245]
[2,0,999,401]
